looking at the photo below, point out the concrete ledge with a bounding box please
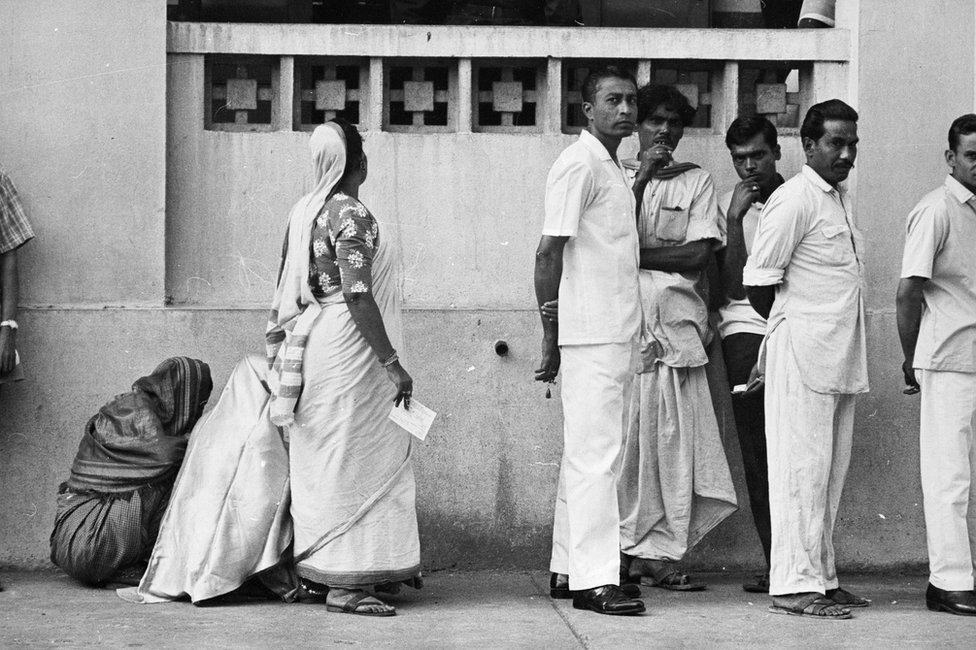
[168,22,851,61]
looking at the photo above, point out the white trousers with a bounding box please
[765,324,855,596]
[550,342,635,590]
[918,368,976,591]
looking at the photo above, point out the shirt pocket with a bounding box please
[655,206,689,243]
[816,224,855,266]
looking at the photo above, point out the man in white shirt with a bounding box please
[744,99,869,619]
[715,116,786,594]
[534,65,645,616]
[897,114,976,617]
[617,84,737,592]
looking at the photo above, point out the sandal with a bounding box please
[742,573,769,593]
[826,587,870,608]
[769,592,852,620]
[326,590,396,617]
[631,558,706,592]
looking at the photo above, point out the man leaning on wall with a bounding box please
[897,114,976,617]
[714,115,787,594]
[744,99,869,620]
[0,164,34,593]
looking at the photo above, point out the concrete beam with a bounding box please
[168,22,851,62]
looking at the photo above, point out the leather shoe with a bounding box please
[926,583,976,616]
[550,573,641,599]
[572,584,645,616]
[550,572,571,599]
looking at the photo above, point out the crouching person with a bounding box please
[50,357,212,586]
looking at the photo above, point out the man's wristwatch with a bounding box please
[0,320,18,330]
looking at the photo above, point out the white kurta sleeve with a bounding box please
[900,202,947,280]
[684,172,724,248]
[743,189,809,287]
[542,158,594,238]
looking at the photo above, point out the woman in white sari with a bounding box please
[275,119,420,615]
[123,120,420,616]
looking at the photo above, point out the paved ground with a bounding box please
[0,569,973,648]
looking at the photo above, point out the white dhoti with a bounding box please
[550,342,635,590]
[918,368,976,591]
[618,363,737,560]
[765,322,855,596]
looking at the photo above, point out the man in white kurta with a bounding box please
[897,114,976,617]
[617,84,737,591]
[534,67,644,616]
[744,99,868,619]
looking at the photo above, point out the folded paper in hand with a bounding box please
[388,399,436,441]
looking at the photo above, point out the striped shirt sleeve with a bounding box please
[0,170,34,254]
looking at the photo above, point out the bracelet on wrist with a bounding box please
[380,350,399,367]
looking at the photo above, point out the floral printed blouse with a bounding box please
[308,192,379,298]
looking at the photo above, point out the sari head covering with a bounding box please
[65,357,213,495]
[266,122,348,427]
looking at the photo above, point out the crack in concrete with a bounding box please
[527,571,589,649]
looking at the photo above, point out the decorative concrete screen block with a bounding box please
[755,83,787,114]
[403,80,435,112]
[651,64,714,128]
[295,58,367,130]
[315,80,347,111]
[206,55,277,131]
[473,62,542,132]
[226,78,258,110]
[386,61,455,132]
[738,64,806,128]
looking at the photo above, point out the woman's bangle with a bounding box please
[380,350,399,367]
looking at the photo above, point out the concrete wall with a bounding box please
[3,0,974,574]
[0,0,168,566]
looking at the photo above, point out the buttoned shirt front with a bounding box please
[743,165,868,394]
[0,168,34,254]
[901,175,976,372]
[542,130,640,345]
[716,190,768,339]
[631,165,722,367]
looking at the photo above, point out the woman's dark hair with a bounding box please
[948,114,976,151]
[725,115,779,150]
[800,99,858,142]
[329,117,364,178]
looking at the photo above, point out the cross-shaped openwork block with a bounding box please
[205,56,277,131]
[738,63,807,129]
